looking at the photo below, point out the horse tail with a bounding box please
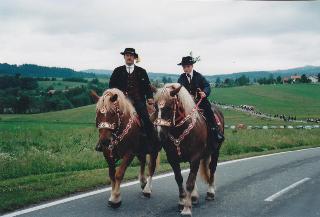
[199,156,211,184]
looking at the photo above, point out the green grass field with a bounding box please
[1,84,320,213]
[210,84,320,119]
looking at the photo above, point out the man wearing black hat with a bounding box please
[105,48,158,152]
[177,56,224,143]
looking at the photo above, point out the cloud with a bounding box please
[0,0,320,74]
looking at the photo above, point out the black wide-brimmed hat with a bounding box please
[120,48,138,58]
[177,56,196,66]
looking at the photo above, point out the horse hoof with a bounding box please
[142,192,151,198]
[191,196,199,205]
[181,207,192,216]
[205,192,215,201]
[108,200,122,209]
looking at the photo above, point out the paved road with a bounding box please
[3,147,320,217]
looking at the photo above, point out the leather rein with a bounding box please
[154,89,204,156]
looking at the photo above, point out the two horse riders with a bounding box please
[97,48,224,151]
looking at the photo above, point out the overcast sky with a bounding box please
[1,0,320,75]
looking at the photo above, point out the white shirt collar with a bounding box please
[185,70,193,81]
[125,64,135,74]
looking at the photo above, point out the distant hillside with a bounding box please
[206,66,320,82]
[270,65,320,77]
[82,69,113,76]
[82,69,180,81]
[0,63,108,78]
[1,62,319,82]
[150,66,320,82]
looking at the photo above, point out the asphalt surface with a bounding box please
[3,147,320,217]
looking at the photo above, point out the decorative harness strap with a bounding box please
[97,105,138,158]
[167,95,204,156]
[108,115,135,151]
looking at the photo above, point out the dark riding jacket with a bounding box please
[109,65,153,101]
[109,65,154,145]
[178,70,214,125]
[177,70,211,97]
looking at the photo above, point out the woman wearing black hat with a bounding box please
[177,56,224,143]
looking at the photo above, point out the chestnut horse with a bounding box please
[154,83,224,216]
[91,88,159,208]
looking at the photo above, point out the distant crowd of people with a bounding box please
[274,114,297,121]
[306,118,320,123]
[211,101,319,123]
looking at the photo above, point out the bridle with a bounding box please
[96,103,137,157]
[154,87,204,155]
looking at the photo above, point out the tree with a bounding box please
[215,77,221,86]
[300,74,311,83]
[15,95,31,113]
[268,75,275,84]
[257,77,267,85]
[162,76,168,84]
[224,78,235,87]
[276,76,282,84]
[91,78,99,84]
[20,77,38,89]
[318,73,320,82]
[235,75,249,86]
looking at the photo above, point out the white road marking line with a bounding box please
[264,178,311,202]
[1,146,320,217]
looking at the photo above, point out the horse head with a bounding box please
[91,89,133,150]
[154,84,182,128]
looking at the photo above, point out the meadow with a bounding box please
[1,84,320,213]
[210,84,320,119]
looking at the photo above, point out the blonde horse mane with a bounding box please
[155,83,201,120]
[96,88,136,117]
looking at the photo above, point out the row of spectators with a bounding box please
[211,101,318,123]
[306,118,320,123]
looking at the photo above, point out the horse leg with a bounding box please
[142,151,158,198]
[103,154,118,207]
[137,155,147,190]
[206,147,220,201]
[191,182,199,205]
[167,156,186,211]
[181,159,200,216]
[109,153,134,208]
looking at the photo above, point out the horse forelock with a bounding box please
[96,88,136,117]
[155,83,201,120]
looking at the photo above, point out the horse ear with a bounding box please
[170,85,182,97]
[110,94,118,102]
[90,90,100,103]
